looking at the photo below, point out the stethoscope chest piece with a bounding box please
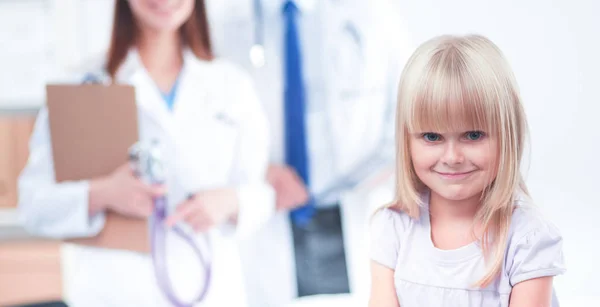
[249,44,266,68]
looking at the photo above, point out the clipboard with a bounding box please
[46,84,150,253]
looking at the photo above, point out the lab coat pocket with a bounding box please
[204,114,238,169]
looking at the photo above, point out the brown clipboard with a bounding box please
[46,84,150,253]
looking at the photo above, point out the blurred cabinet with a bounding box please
[0,240,63,306]
[0,115,36,208]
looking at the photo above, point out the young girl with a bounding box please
[368,35,565,307]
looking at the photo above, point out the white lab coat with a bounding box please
[207,0,414,306]
[17,49,275,307]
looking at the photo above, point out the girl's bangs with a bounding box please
[404,49,499,135]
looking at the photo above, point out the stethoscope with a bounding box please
[129,140,211,307]
[249,0,266,68]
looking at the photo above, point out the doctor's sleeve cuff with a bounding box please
[18,179,106,239]
[232,182,275,240]
[68,180,107,237]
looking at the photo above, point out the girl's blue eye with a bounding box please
[422,133,441,142]
[466,131,484,141]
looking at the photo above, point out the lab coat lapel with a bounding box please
[175,49,213,115]
[115,49,179,141]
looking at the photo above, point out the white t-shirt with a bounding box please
[370,194,566,307]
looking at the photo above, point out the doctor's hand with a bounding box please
[266,164,309,211]
[89,163,166,218]
[165,188,239,233]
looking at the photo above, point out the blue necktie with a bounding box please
[284,1,315,225]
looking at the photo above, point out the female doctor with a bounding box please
[17,0,273,306]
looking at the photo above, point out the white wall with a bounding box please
[0,0,114,110]
[0,0,52,108]
[394,0,600,299]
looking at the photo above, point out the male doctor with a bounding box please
[207,0,413,305]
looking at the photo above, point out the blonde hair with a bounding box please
[390,34,529,287]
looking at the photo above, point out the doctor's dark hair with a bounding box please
[106,0,213,78]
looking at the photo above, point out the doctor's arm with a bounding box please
[17,108,106,238]
[321,8,413,200]
[320,64,398,200]
[18,108,162,239]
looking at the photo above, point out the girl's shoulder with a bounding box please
[509,199,561,240]
[504,199,566,285]
[371,206,417,234]
[370,207,415,269]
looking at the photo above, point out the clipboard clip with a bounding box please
[81,73,111,85]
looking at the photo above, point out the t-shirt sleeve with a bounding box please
[507,220,566,286]
[370,208,402,270]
